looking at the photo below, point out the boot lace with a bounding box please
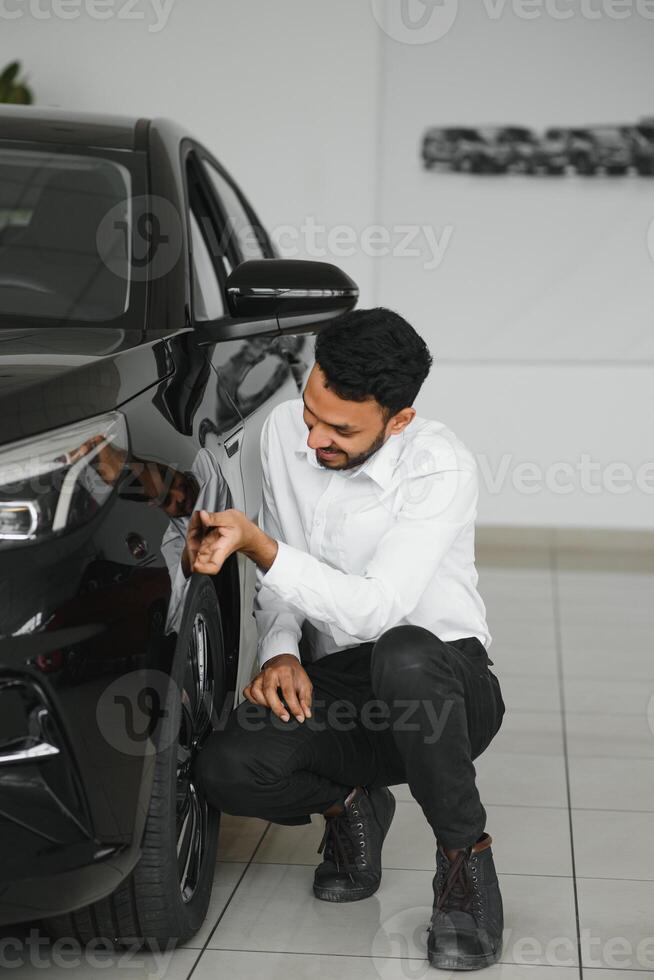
[436,848,474,914]
[317,805,365,882]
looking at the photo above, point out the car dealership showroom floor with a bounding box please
[3,530,652,979]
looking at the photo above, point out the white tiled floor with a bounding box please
[5,547,654,977]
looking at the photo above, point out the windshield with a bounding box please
[502,128,535,142]
[590,128,624,145]
[451,128,482,142]
[0,145,145,327]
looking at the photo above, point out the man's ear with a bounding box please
[388,407,416,435]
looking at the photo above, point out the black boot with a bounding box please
[427,832,503,971]
[313,786,396,902]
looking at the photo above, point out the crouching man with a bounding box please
[189,308,506,972]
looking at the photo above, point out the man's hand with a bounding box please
[182,510,206,578]
[192,509,256,575]
[243,654,313,723]
[192,509,278,575]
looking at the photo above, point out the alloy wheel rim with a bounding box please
[176,612,215,903]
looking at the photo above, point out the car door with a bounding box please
[181,143,310,694]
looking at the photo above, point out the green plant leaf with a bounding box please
[0,61,20,85]
[8,85,32,105]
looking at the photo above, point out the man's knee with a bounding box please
[370,624,455,696]
[192,702,282,808]
[192,727,253,809]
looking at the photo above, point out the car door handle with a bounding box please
[224,427,243,458]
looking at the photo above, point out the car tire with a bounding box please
[459,156,477,173]
[574,157,596,175]
[41,574,229,952]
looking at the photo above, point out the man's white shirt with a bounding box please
[253,397,491,667]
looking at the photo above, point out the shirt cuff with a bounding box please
[258,628,301,668]
[259,538,302,598]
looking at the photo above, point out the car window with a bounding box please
[188,208,226,321]
[0,147,135,323]
[183,150,294,419]
[200,160,267,263]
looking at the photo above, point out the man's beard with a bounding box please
[316,425,387,471]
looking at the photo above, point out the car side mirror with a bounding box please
[225,259,358,318]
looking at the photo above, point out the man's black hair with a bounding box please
[313,307,434,422]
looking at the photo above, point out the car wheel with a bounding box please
[41,574,229,951]
[574,157,596,175]
[459,156,477,173]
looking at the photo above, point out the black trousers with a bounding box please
[194,624,506,850]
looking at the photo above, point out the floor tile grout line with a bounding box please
[208,859,654,884]
[562,806,654,814]
[372,798,570,811]
[195,946,584,968]
[498,671,654,686]
[558,757,654,764]
[185,819,273,980]
[551,544,584,980]
[219,860,575,878]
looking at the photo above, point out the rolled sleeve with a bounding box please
[256,626,302,667]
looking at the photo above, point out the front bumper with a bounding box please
[0,667,151,925]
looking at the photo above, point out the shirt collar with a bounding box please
[294,416,405,491]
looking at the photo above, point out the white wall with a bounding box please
[4,0,652,529]
[414,365,654,529]
[377,0,654,529]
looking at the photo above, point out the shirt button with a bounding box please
[314,518,322,526]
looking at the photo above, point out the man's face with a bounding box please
[302,363,415,471]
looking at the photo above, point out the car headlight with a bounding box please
[0,411,128,546]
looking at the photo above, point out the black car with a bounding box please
[564,125,632,175]
[421,126,507,173]
[478,126,539,173]
[0,106,358,949]
[531,128,568,175]
[626,119,654,175]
